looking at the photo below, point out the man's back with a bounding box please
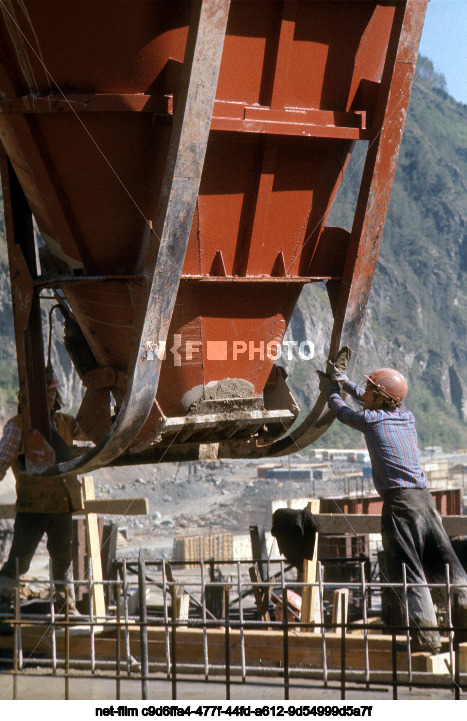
[328,381,428,495]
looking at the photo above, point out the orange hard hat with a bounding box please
[364,368,408,404]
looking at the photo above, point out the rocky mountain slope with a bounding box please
[0,56,465,451]
[283,56,467,450]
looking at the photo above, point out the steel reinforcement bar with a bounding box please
[0,557,466,700]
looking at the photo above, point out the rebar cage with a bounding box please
[0,556,466,701]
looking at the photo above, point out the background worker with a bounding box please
[0,369,84,618]
[318,357,467,652]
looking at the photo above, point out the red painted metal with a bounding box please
[0,1,428,472]
[319,489,461,517]
[0,157,53,465]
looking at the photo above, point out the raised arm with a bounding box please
[327,392,367,433]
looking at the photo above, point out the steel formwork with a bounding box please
[0,557,466,701]
[0,0,429,474]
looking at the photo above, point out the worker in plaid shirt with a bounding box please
[318,353,467,653]
[0,421,22,481]
[0,370,84,621]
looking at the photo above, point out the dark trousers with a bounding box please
[0,512,73,608]
[381,488,467,651]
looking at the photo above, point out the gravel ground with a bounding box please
[91,457,325,559]
[0,454,347,566]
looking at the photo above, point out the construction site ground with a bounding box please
[0,452,466,702]
[0,671,459,701]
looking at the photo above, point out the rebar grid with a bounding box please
[0,557,466,701]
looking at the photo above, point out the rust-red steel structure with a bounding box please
[0,0,428,475]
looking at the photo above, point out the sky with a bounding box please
[418,0,467,104]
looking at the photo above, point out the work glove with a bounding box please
[316,370,340,397]
[326,345,353,385]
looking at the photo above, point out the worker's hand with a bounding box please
[316,370,340,396]
[326,346,353,384]
[328,362,349,384]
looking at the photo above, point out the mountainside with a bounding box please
[285,56,467,450]
[0,56,465,451]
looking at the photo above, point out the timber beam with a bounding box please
[0,625,466,676]
[0,497,149,519]
[1,508,465,536]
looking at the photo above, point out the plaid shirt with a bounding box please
[328,380,428,495]
[0,414,81,480]
[0,420,22,480]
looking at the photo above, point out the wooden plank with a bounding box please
[2,505,467,536]
[426,652,452,675]
[175,594,190,624]
[165,563,184,599]
[301,499,320,627]
[81,498,149,515]
[249,563,271,623]
[0,497,149,518]
[461,642,467,673]
[0,625,441,673]
[82,476,106,621]
[332,589,349,627]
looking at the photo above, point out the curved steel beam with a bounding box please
[265,0,428,457]
[29,0,232,476]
